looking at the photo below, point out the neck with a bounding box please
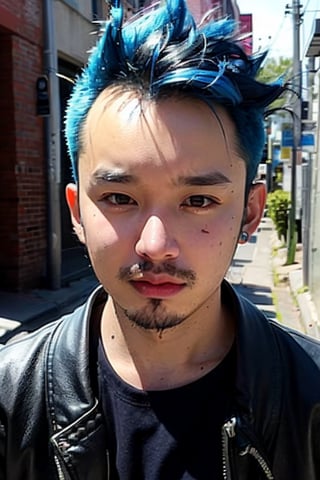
[100,292,235,390]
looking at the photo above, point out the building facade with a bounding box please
[0,0,107,291]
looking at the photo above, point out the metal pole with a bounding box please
[222,0,227,16]
[302,57,315,286]
[287,0,302,265]
[43,0,61,289]
[302,156,312,285]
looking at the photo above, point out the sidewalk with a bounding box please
[271,239,320,338]
[0,218,319,343]
[0,273,98,343]
[226,218,277,321]
[227,217,319,338]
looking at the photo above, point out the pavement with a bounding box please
[228,217,319,338]
[226,218,277,321]
[0,217,319,343]
[0,273,99,343]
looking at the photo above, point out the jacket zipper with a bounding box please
[53,447,111,480]
[54,454,66,480]
[239,445,274,480]
[222,417,274,480]
[222,417,236,479]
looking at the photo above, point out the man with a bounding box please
[1,0,320,478]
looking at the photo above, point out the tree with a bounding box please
[257,56,293,110]
[258,56,292,83]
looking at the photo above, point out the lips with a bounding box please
[130,275,186,298]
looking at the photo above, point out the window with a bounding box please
[92,0,103,20]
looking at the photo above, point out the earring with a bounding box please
[239,231,249,244]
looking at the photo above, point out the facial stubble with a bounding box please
[117,261,196,333]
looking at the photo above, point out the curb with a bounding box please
[270,232,319,339]
[288,270,320,339]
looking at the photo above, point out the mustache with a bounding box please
[118,261,196,286]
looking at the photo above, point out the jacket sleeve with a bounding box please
[0,333,52,480]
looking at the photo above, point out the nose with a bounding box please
[135,215,180,262]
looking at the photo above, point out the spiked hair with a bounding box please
[65,0,284,186]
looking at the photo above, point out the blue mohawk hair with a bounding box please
[65,0,284,186]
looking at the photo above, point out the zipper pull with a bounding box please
[222,417,274,480]
[224,416,237,438]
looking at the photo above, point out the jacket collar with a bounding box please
[224,281,283,447]
[46,286,107,431]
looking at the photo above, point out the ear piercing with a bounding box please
[239,231,249,244]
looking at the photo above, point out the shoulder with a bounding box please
[0,302,83,387]
[268,319,320,368]
[0,286,106,401]
[0,285,105,363]
[225,280,320,369]
[0,316,66,401]
[239,288,320,381]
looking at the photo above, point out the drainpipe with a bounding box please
[43,0,61,289]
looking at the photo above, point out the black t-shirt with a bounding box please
[98,339,235,479]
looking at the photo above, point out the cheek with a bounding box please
[200,208,241,240]
[194,211,241,257]
[82,210,123,253]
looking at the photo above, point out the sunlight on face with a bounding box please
[75,87,248,331]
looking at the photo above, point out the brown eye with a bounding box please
[183,196,214,208]
[104,193,136,205]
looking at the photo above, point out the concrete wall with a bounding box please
[55,0,107,66]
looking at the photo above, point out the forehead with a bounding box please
[79,87,245,183]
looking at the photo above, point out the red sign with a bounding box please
[239,14,253,55]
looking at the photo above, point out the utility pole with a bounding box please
[302,57,315,286]
[286,0,302,265]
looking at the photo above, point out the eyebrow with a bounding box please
[91,169,138,184]
[176,172,232,186]
[91,169,231,186]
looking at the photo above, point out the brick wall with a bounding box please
[0,0,45,290]
[0,34,18,288]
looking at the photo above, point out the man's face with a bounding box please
[67,89,264,331]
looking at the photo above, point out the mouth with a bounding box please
[130,276,186,298]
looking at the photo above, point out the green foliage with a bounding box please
[257,56,293,110]
[297,285,309,294]
[257,57,292,84]
[267,190,290,241]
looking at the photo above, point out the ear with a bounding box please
[65,183,85,244]
[241,183,267,242]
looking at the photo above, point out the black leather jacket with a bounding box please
[1,282,320,479]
